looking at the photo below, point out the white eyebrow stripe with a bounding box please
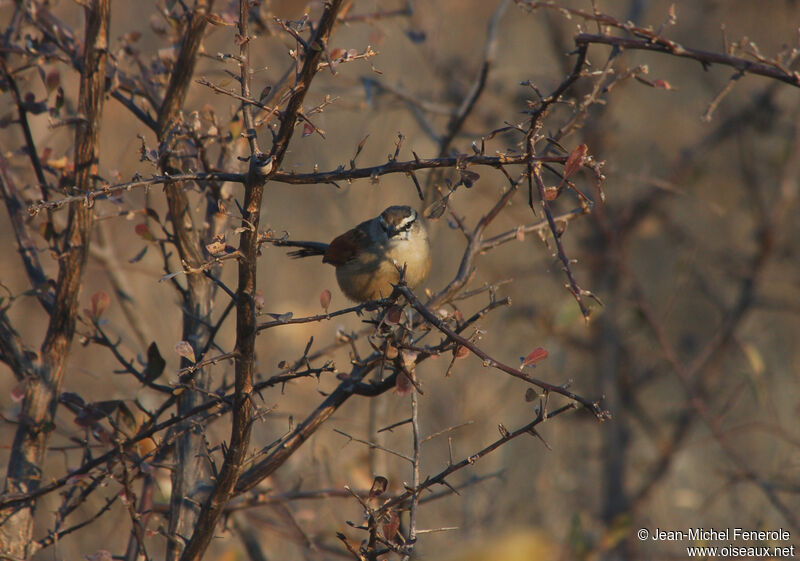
[395,213,415,231]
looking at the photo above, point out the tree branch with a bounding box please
[0,1,110,557]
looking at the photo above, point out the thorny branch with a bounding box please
[0,0,110,557]
[2,1,799,559]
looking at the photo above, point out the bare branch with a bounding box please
[0,1,110,556]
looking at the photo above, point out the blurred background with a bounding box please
[2,0,800,559]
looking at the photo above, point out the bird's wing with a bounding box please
[323,227,367,266]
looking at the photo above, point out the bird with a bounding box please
[275,205,431,302]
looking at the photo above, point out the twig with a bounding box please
[0,1,110,555]
[531,166,593,319]
[333,429,413,463]
[0,153,53,312]
[575,33,800,88]
[399,285,607,418]
[377,404,576,516]
[28,171,244,214]
[406,390,421,554]
[30,154,573,214]
[257,300,388,331]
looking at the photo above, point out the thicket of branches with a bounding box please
[1,1,799,560]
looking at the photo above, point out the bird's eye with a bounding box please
[393,213,415,233]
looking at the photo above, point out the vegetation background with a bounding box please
[1,0,799,559]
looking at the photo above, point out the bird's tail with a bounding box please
[271,240,329,259]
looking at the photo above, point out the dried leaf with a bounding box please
[459,169,480,188]
[382,510,400,540]
[205,235,226,255]
[401,350,418,370]
[423,197,448,220]
[564,144,588,178]
[174,340,196,363]
[88,291,110,321]
[116,402,137,431]
[44,69,60,93]
[355,135,369,158]
[369,475,388,498]
[142,342,166,382]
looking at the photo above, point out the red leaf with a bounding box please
[395,371,413,396]
[653,79,673,90]
[45,69,60,93]
[384,306,403,325]
[522,347,548,367]
[89,291,110,321]
[135,223,155,241]
[564,144,588,178]
[382,510,400,540]
[320,289,331,312]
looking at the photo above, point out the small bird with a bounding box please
[276,205,431,302]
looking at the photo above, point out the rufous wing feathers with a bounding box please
[323,228,365,266]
